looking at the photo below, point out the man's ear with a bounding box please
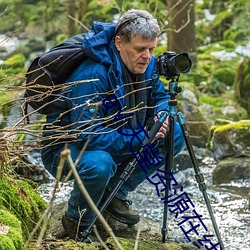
[115,36,122,51]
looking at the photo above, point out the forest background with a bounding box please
[0,0,250,124]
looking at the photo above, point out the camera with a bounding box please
[156,51,192,79]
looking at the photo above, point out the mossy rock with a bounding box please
[1,54,25,69]
[209,120,250,160]
[213,67,235,86]
[199,92,248,122]
[29,237,203,250]
[107,237,203,249]
[43,202,206,250]
[0,54,26,86]
[0,174,47,239]
[235,57,250,116]
[0,209,24,250]
[213,157,250,184]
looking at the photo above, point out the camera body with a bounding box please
[156,51,192,79]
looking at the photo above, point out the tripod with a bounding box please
[81,111,168,241]
[81,76,224,249]
[161,76,225,249]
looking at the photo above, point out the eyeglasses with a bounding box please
[115,17,139,35]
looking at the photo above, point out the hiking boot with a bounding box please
[105,196,140,225]
[61,213,97,243]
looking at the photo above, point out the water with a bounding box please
[38,156,250,250]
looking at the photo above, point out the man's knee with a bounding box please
[77,150,117,181]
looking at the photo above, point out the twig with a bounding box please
[93,225,109,250]
[61,148,124,250]
[22,154,65,249]
[134,220,142,250]
[68,14,89,31]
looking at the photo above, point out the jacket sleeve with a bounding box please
[65,61,145,156]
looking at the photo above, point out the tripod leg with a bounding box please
[82,112,168,241]
[81,160,136,240]
[177,112,225,249]
[162,114,175,243]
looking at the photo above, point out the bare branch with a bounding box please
[63,148,124,250]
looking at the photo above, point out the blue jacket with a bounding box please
[44,21,170,156]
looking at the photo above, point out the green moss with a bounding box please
[0,54,26,86]
[199,95,224,107]
[0,209,21,229]
[209,120,250,150]
[217,40,237,51]
[1,54,25,69]
[213,120,250,133]
[7,228,24,249]
[199,90,248,121]
[213,67,235,86]
[0,175,47,239]
[0,209,24,249]
[0,235,16,250]
[106,237,201,250]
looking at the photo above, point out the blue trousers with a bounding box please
[41,122,185,226]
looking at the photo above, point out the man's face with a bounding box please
[115,35,157,74]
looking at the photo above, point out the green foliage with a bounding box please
[192,40,241,95]
[196,0,250,47]
[55,33,69,45]
[209,10,234,42]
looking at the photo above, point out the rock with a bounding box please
[213,157,250,184]
[179,100,211,148]
[174,147,213,172]
[221,105,237,116]
[43,202,205,250]
[209,120,250,160]
[162,81,210,148]
[180,89,198,105]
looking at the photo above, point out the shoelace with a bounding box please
[123,199,132,209]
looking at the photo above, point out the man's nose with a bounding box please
[142,49,151,59]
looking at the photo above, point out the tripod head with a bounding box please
[168,76,182,100]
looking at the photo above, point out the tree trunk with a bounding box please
[78,0,88,20]
[67,0,77,36]
[167,0,196,62]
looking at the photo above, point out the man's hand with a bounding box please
[154,111,169,139]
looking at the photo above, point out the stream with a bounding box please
[38,154,250,250]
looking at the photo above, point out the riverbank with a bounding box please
[38,154,250,250]
[31,201,204,250]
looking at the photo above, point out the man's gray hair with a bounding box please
[115,9,160,43]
